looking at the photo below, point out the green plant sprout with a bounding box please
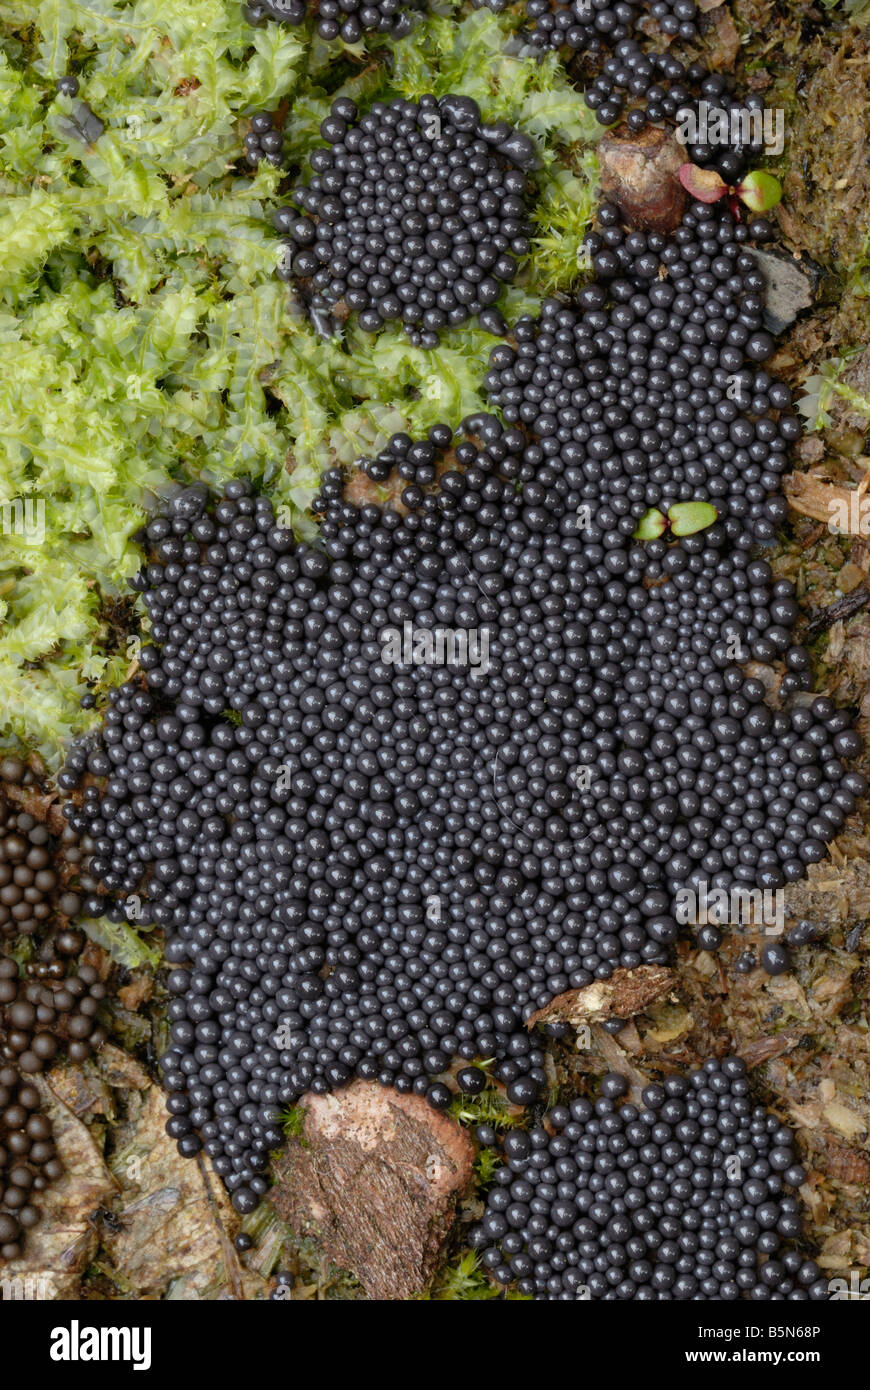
[449,1086,522,1129]
[633,500,719,541]
[473,1147,503,1185]
[798,351,870,431]
[277,1105,307,1140]
[678,164,782,216]
[426,1251,530,1301]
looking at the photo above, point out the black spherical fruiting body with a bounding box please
[471,1059,827,1300]
[277,95,534,347]
[244,0,424,44]
[53,8,868,1228]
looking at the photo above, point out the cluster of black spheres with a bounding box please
[243,111,285,169]
[243,0,423,48]
[485,203,790,556]
[47,0,867,1251]
[242,0,766,188]
[541,0,696,46]
[61,459,582,1213]
[273,94,535,347]
[56,193,866,1219]
[528,0,637,56]
[527,0,695,56]
[523,0,767,186]
[587,55,766,185]
[57,253,862,1212]
[481,199,865,932]
[471,1060,828,1301]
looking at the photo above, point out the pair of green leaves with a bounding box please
[633,501,718,540]
[678,164,783,213]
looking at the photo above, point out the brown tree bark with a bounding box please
[526,963,675,1029]
[270,1081,475,1300]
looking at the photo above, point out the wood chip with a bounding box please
[526,964,675,1028]
[783,471,847,526]
[270,1082,474,1300]
[805,585,870,637]
[598,126,688,233]
[823,1141,870,1185]
[837,561,867,593]
[738,1030,803,1068]
[822,1100,867,1141]
[704,7,740,69]
[591,1027,651,1104]
[104,1085,258,1300]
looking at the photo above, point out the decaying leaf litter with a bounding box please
[2,0,870,1299]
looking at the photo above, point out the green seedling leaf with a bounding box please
[81,915,161,970]
[736,170,782,213]
[633,507,668,540]
[668,501,718,536]
[678,163,727,203]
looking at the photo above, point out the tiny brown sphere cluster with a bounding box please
[0,760,105,1263]
[0,957,107,1077]
[0,952,106,1259]
[0,1068,60,1261]
[471,1060,828,1301]
[0,764,58,939]
[0,968,64,1261]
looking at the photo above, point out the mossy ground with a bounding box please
[3,0,870,1299]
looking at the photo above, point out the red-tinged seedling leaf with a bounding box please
[678,163,727,203]
[737,170,782,213]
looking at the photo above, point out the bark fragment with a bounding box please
[526,964,675,1028]
[783,469,870,531]
[598,126,688,233]
[270,1081,474,1300]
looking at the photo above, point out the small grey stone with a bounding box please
[748,249,818,334]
